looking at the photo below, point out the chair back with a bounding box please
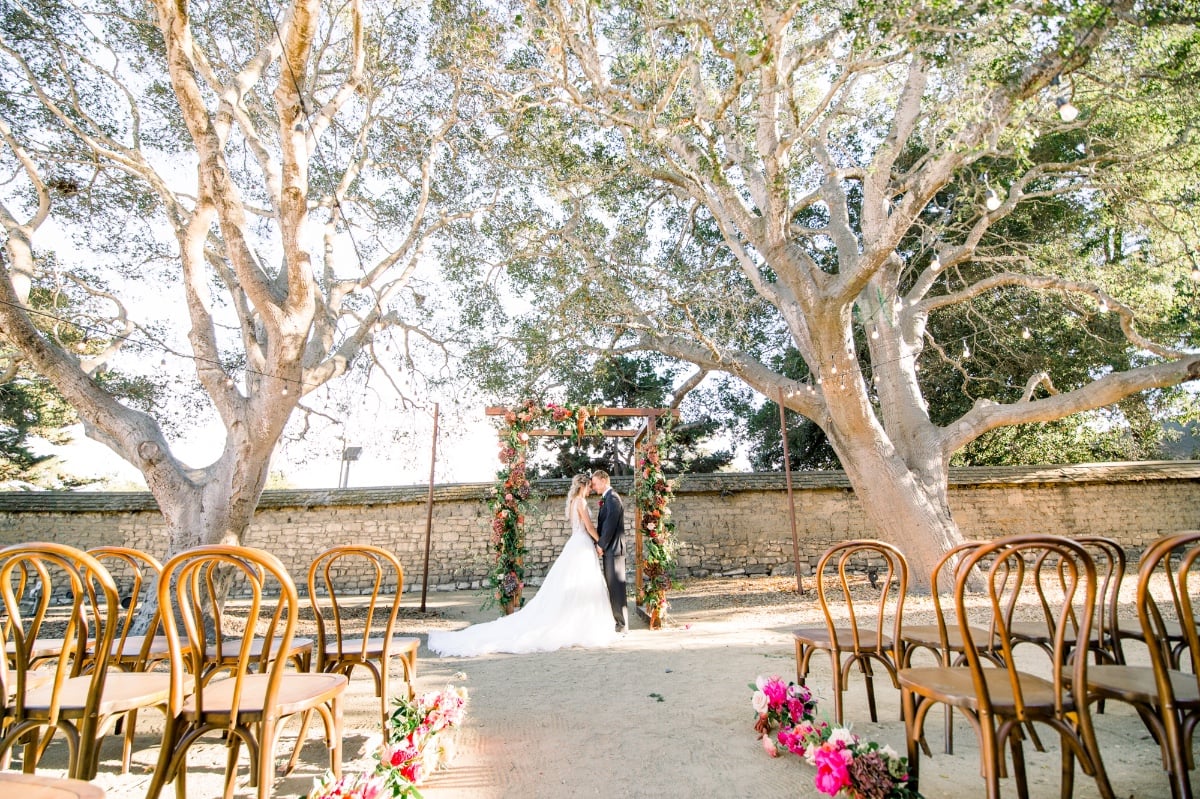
[308,545,404,667]
[0,543,119,730]
[926,540,987,651]
[87,546,165,670]
[957,535,1097,720]
[1136,531,1200,700]
[1075,536,1126,663]
[158,545,300,721]
[815,539,907,658]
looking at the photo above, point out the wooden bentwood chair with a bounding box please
[899,540,995,755]
[146,545,347,799]
[897,535,1116,799]
[794,539,908,725]
[0,543,171,780]
[308,545,420,726]
[1086,531,1200,799]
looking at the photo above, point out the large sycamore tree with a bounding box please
[475,0,1200,584]
[0,0,499,552]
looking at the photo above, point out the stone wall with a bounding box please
[0,461,1197,594]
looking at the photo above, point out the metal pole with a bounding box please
[778,388,803,594]
[420,403,439,612]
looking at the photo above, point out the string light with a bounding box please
[1052,75,1079,123]
[930,252,941,270]
[984,187,1002,211]
[961,341,970,358]
[1191,264,1200,282]
[1098,299,1108,313]
[1022,327,1032,339]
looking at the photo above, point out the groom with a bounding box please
[590,469,628,632]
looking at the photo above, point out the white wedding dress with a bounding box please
[427,500,619,656]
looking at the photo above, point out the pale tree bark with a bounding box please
[505,0,1200,588]
[0,0,498,563]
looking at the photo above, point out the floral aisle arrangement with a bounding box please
[488,400,600,612]
[307,686,469,799]
[633,426,677,627]
[750,675,920,799]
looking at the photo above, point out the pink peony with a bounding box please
[813,745,853,796]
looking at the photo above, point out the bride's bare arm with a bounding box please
[575,498,599,542]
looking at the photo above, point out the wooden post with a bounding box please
[778,388,803,594]
[420,403,439,612]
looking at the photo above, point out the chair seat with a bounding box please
[1116,619,1187,641]
[1087,665,1200,707]
[206,636,313,661]
[899,666,1065,714]
[901,624,992,652]
[109,634,187,661]
[22,672,172,717]
[794,626,892,652]
[323,636,419,659]
[1008,621,1082,645]
[183,672,347,720]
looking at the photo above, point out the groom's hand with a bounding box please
[596,545,603,557]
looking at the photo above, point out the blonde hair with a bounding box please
[564,474,588,520]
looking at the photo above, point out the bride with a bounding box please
[427,474,620,656]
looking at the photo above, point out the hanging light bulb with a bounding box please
[1191,264,1200,282]
[1098,299,1108,313]
[962,341,971,358]
[224,376,235,389]
[1022,327,1032,340]
[870,327,879,340]
[281,386,290,396]
[930,252,941,270]
[1056,95,1079,123]
[914,361,921,372]
[984,187,1002,211]
[815,376,823,385]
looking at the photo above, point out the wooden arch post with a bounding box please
[485,405,679,624]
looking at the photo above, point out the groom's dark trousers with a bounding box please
[596,488,628,630]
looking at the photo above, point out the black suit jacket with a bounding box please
[596,488,625,556]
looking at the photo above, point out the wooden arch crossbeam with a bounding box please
[485,405,680,613]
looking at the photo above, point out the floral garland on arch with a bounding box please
[634,425,676,624]
[750,675,921,799]
[488,400,602,611]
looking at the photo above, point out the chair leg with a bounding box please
[284,710,314,776]
[980,717,1003,799]
[830,651,844,726]
[901,688,921,793]
[223,731,243,799]
[859,658,878,723]
[255,720,274,799]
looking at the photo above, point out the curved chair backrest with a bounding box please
[927,540,988,651]
[957,535,1097,719]
[815,539,908,657]
[1136,531,1200,699]
[308,545,404,665]
[0,543,119,730]
[87,546,165,670]
[1075,536,1126,663]
[158,545,299,721]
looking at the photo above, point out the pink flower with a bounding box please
[813,745,853,796]
[761,733,779,757]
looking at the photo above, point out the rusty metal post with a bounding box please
[778,388,803,593]
[420,403,439,612]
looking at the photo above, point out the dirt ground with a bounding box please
[23,576,1200,798]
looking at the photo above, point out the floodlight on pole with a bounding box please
[339,445,362,489]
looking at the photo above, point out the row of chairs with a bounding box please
[793,533,1200,799]
[0,542,420,799]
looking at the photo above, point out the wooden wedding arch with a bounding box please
[485,404,679,625]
